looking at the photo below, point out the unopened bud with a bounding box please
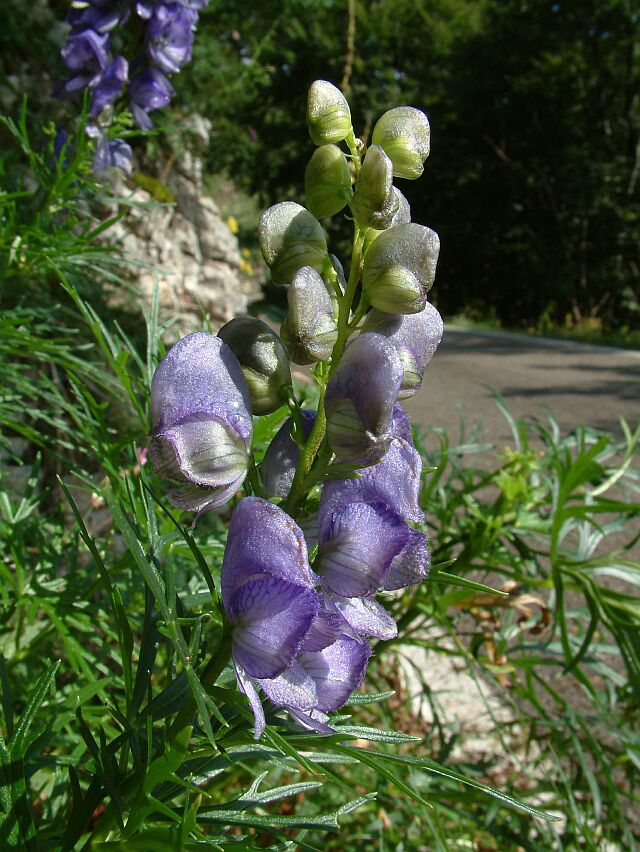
[372,107,430,180]
[305,144,352,219]
[281,266,338,364]
[350,145,398,229]
[262,411,316,498]
[362,303,444,398]
[362,222,440,314]
[307,80,353,146]
[218,317,291,415]
[258,201,327,285]
[363,188,411,252]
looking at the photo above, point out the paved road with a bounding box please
[403,327,640,445]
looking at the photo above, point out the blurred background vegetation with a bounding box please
[3,0,638,340]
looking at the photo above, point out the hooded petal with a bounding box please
[324,333,403,465]
[221,497,317,605]
[258,202,327,285]
[151,332,251,442]
[318,501,409,597]
[362,223,440,314]
[326,593,398,640]
[372,106,431,180]
[229,577,318,679]
[299,636,371,712]
[383,528,430,590]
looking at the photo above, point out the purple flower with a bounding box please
[221,499,318,715]
[147,3,197,74]
[317,420,430,596]
[90,55,129,116]
[93,136,133,175]
[316,500,411,597]
[362,303,444,399]
[237,631,371,738]
[129,66,175,129]
[61,29,110,75]
[324,333,403,465]
[68,1,131,33]
[149,332,252,515]
[261,411,316,499]
[222,498,372,738]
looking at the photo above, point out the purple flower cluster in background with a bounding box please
[59,0,209,172]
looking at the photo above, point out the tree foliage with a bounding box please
[181,0,640,331]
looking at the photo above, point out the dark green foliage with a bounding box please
[183,0,639,332]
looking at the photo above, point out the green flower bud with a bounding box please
[258,201,327,285]
[372,107,430,180]
[218,316,291,415]
[363,188,412,253]
[307,80,352,146]
[362,222,440,314]
[305,144,353,219]
[281,266,339,364]
[350,145,399,229]
[364,265,425,314]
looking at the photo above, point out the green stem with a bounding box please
[246,451,262,497]
[282,226,367,517]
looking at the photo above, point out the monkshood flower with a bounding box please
[68,1,131,34]
[137,0,210,17]
[316,441,429,597]
[362,303,444,399]
[307,80,352,147]
[93,135,133,175]
[324,333,403,465]
[218,317,292,415]
[350,145,398,230]
[372,107,431,180]
[362,222,440,314]
[90,55,128,116]
[261,411,316,499]
[222,498,319,679]
[129,66,175,130]
[305,144,352,219]
[149,332,252,514]
[258,202,328,286]
[281,266,338,365]
[60,28,110,92]
[146,2,198,74]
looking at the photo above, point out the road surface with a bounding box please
[403,326,640,445]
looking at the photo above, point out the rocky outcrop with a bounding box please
[106,171,260,335]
